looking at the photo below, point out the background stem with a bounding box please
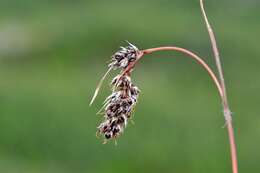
[199,0,238,173]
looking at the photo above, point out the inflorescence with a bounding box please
[95,42,140,143]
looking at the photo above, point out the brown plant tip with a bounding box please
[109,41,139,70]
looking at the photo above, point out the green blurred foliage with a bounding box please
[0,0,259,173]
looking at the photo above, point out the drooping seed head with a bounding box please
[93,42,141,143]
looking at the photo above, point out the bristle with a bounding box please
[89,67,112,106]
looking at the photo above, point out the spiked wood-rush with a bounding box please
[90,1,238,172]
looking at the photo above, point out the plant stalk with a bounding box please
[199,0,238,173]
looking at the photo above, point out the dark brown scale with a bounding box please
[129,57,136,62]
[112,127,120,135]
[106,109,115,118]
[117,79,130,90]
[128,99,133,105]
[105,133,112,139]
[126,111,132,118]
[114,53,124,59]
[121,100,130,107]
[117,116,125,124]
[120,109,127,115]
[107,103,119,112]
[113,104,120,111]
[114,107,123,116]
[110,120,117,127]
[102,125,108,131]
[130,88,137,96]
[111,78,118,86]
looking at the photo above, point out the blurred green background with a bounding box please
[0,0,259,173]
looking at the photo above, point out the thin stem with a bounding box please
[200,0,238,173]
[199,0,229,109]
[139,47,223,98]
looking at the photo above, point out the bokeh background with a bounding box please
[0,0,259,173]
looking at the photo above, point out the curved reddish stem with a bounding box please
[120,46,238,173]
[142,47,223,97]
[122,46,223,98]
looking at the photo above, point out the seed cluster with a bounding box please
[97,43,140,142]
[109,42,139,70]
